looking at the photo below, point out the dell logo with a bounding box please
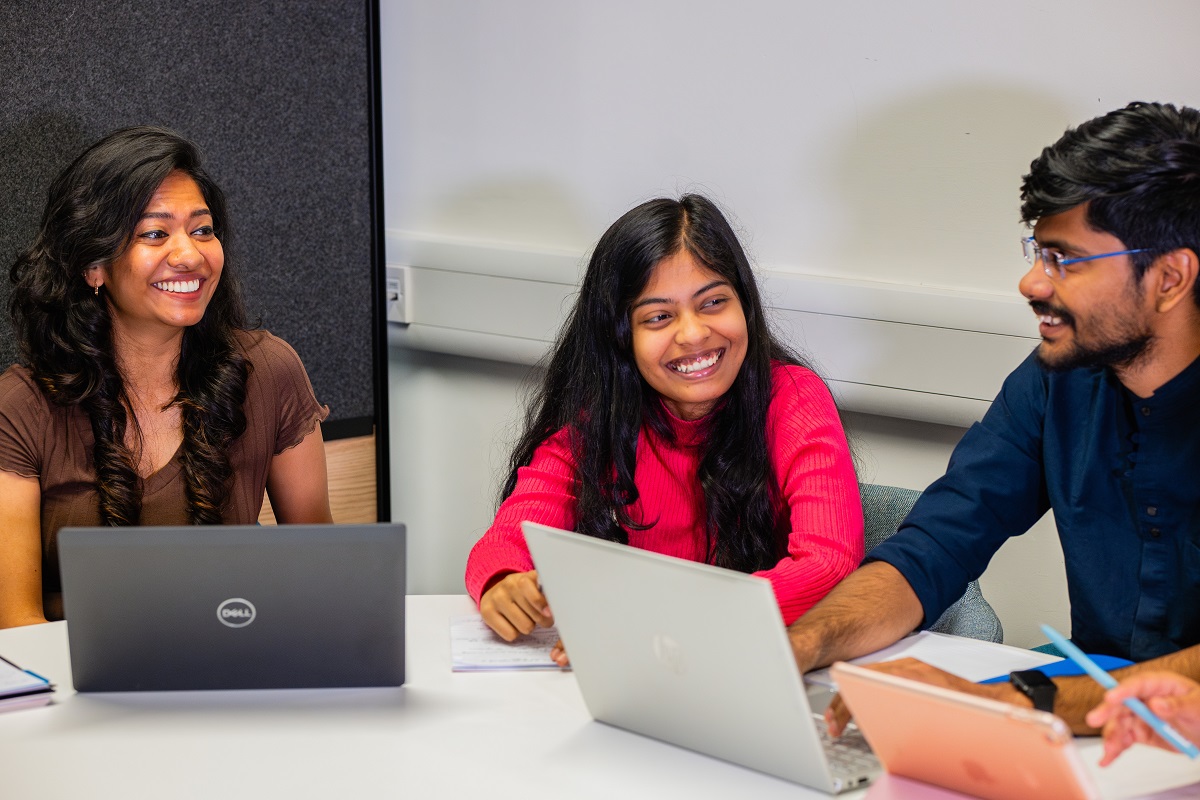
[216,598,257,628]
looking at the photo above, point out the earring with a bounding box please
[94,284,100,296]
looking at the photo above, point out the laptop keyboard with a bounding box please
[815,715,880,777]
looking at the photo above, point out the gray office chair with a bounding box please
[860,483,1004,643]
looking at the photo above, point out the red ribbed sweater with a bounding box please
[464,363,864,625]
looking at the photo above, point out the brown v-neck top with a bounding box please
[0,330,329,619]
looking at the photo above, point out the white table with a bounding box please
[2,596,1199,799]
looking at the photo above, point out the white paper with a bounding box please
[0,655,51,695]
[450,615,567,672]
[804,631,1061,689]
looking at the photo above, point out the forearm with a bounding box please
[0,610,49,629]
[0,471,46,629]
[787,560,924,673]
[1046,646,1200,734]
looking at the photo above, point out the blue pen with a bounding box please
[1040,623,1200,759]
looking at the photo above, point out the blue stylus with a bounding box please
[1040,624,1200,759]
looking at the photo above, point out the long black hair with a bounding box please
[501,194,810,573]
[8,126,250,525]
[1021,101,1200,305]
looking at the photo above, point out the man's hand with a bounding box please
[479,570,553,641]
[825,657,1026,736]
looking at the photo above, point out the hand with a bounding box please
[825,657,1013,736]
[479,570,554,642]
[550,639,570,668]
[1086,672,1200,766]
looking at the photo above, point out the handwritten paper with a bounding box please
[450,615,567,672]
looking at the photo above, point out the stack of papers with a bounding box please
[0,654,54,712]
[450,615,567,672]
[804,631,1061,689]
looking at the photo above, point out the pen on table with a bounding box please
[1040,623,1200,759]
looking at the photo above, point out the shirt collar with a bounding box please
[1123,351,1200,418]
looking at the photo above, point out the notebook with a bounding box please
[57,523,406,692]
[521,521,880,794]
[831,661,1099,800]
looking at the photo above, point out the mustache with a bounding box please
[1030,301,1075,327]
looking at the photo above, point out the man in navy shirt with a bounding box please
[789,101,1200,734]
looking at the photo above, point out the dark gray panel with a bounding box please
[0,0,376,425]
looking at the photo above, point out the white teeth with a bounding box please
[154,279,200,293]
[1038,314,1063,326]
[670,351,720,374]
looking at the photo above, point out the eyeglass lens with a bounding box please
[1022,238,1062,278]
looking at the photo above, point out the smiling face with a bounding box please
[93,170,224,340]
[1018,203,1153,372]
[630,249,749,420]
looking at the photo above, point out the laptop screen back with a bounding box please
[58,523,406,692]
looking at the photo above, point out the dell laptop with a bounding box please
[57,523,406,692]
[521,521,880,794]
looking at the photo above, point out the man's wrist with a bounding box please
[982,679,1035,708]
[1010,669,1058,713]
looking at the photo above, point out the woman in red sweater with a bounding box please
[465,195,863,661]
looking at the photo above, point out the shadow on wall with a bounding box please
[0,114,96,368]
[813,85,1071,293]
[419,176,595,253]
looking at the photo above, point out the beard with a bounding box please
[1031,301,1154,372]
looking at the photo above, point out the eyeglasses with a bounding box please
[1021,236,1148,280]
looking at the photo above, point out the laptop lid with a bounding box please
[831,661,1099,800]
[58,523,406,692]
[522,521,878,794]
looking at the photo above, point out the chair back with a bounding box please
[860,483,1003,643]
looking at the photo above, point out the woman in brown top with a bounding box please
[0,127,333,627]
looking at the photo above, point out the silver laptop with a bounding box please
[57,523,406,692]
[522,521,880,794]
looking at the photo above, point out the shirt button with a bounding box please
[1141,406,1152,417]
[1147,506,1158,516]
[1151,528,1162,538]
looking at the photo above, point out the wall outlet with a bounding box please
[385,266,411,325]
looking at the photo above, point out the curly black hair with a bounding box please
[8,126,250,525]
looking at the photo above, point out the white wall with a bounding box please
[383,0,1200,293]
[381,0,1196,647]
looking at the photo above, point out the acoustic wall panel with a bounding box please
[0,1,388,517]
[0,1,383,435]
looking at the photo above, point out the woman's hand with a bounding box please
[479,570,554,641]
[1087,672,1200,766]
[550,639,570,668]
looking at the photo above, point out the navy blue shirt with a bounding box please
[870,351,1200,662]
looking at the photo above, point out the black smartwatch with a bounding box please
[1010,669,1057,713]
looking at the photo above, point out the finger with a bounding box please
[550,639,570,667]
[1087,699,1119,729]
[1099,722,1134,767]
[824,693,852,737]
[480,605,522,642]
[510,574,553,627]
[480,586,539,638]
